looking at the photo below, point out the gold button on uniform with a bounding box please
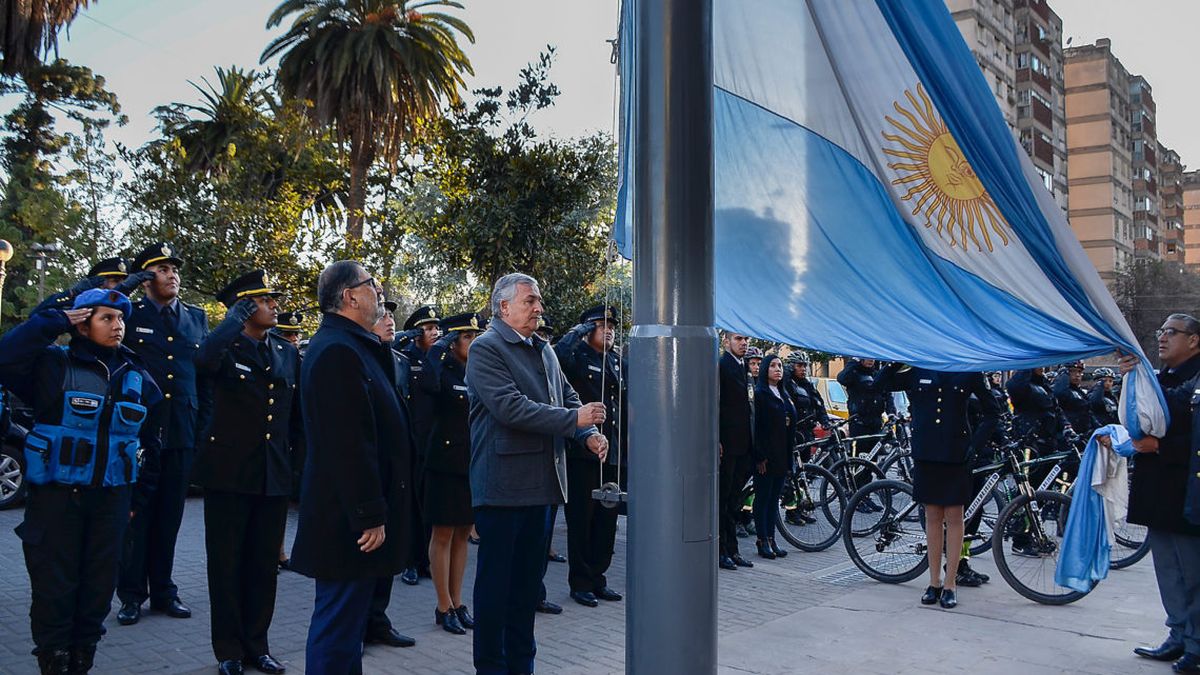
[167,355,174,360]
[268,398,275,405]
[240,374,246,380]
[167,374,174,380]
[167,336,174,342]
[267,415,273,422]
[269,384,275,390]
[165,393,172,399]
[265,433,271,440]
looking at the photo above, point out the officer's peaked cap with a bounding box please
[441,311,486,334]
[579,304,617,325]
[132,241,184,271]
[216,269,283,308]
[87,257,130,278]
[403,305,439,330]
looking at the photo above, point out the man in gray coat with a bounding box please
[467,273,607,675]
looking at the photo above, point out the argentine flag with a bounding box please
[614,0,1167,438]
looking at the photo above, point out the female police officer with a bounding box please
[0,288,162,674]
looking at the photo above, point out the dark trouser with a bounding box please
[306,578,375,675]
[565,460,620,593]
[17,484,130,654]
[1148,528,1200,656]
[538,505,557,604]
[752,473,784,542]
[366,576,394,636]
[203,491,288,662]
[118,446,193,606]
[473,505,551,675]
[409,451,431,573]
[718,453,752,557]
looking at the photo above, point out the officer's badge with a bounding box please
[117,261,127,273]
[537,317,546,328]
[261,271,270,287]
[470,315,479,330]
[430,308,438,319]
[161,245,172,257]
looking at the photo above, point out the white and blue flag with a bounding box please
[614,0,1167,437]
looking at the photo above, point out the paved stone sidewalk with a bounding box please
[0,497,1167,673]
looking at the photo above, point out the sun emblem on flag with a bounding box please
[882,85,1011,252]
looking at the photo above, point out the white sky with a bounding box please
[6,0,1196,168]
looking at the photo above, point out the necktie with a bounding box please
[160,306,177,330]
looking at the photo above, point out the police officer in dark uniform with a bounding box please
[423,311,486,634]
[1006,367,1067,454]
[876,365,1001,609]
[1088,367,1119,428]
[556,305,627,607]
[192,271,299,675]
[837,357,895,454]
[392,305,440,587]
[785,352,832,441]
[0,288,163,674]
[1053,361,1097,439]
[117,242,209,626]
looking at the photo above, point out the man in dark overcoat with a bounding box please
[291,261,413,673]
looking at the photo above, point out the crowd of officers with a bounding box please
[0,243,629,675]
[716,331,1121,582]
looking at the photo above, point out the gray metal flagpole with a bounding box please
[625,0,717,672]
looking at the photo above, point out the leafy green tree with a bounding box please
[121,69,347,316]
[410,50,619,325]
[1112,259,1200,363]
[0,0,94,77]
[262,0,474,242]
[0,58,123,324]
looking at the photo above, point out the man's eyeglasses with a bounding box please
[347,276,379,292]
[1156,327,1197,339]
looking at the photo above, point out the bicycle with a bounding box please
[842,440,1094,605]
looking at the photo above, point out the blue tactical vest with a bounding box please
[22,349,148,487]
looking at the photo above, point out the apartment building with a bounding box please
[1160,145,1185,266]
[945,0,1018,127]
[1184,171,1200,272]
[1129,76,1162,261]
[1063,38,1135,280]
[1013,0,1069,212]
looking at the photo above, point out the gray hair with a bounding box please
[1166,313,1200,335]
[491,273,539,315]
[317,260,366,313]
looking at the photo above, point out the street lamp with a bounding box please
[0,239,12,330]
[29,242,60,304]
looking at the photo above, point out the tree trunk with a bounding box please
[346,138,373,243]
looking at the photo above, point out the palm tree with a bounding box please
[262,0,474,242]
[152,66,266,177]
[0,0,95,77]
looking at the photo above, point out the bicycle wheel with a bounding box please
[991,490,1093,605]
[842,480,928,584]
[1110,516,1150,570]
[879,450,913,484]
[966,488,1005,557]
[776,464,845,552]
[829,457,885,496]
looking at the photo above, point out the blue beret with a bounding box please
[72,288,132,319]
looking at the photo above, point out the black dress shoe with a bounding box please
[731,554,755,568]
[151,597,192,619]
[1175,653,1200,673]
[399,567,419,586]
[939,588,957,609]
[718,555,737,570]
[218,660,244,675]
[920,586,942,605]
[117,601,141,626]
[571,590,599,607]
[436,608,467,635]
[755,540,776,559]
[37,648,71,674]
[957,559,989,583]
[593,587,623,602]
[1135,642,1186,662]
[455,605,475,629]
[535,600,563,615]
[547,551,567,563]
[251,654,285,674]
[769,538,788,558]
[364,627,416,648]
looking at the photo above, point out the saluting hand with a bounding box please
[358,525,386,553]
[587,434,609,462]
[63,308,93,326]
[576,402,606,428]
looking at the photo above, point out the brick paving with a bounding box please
[0,497,1165,674]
